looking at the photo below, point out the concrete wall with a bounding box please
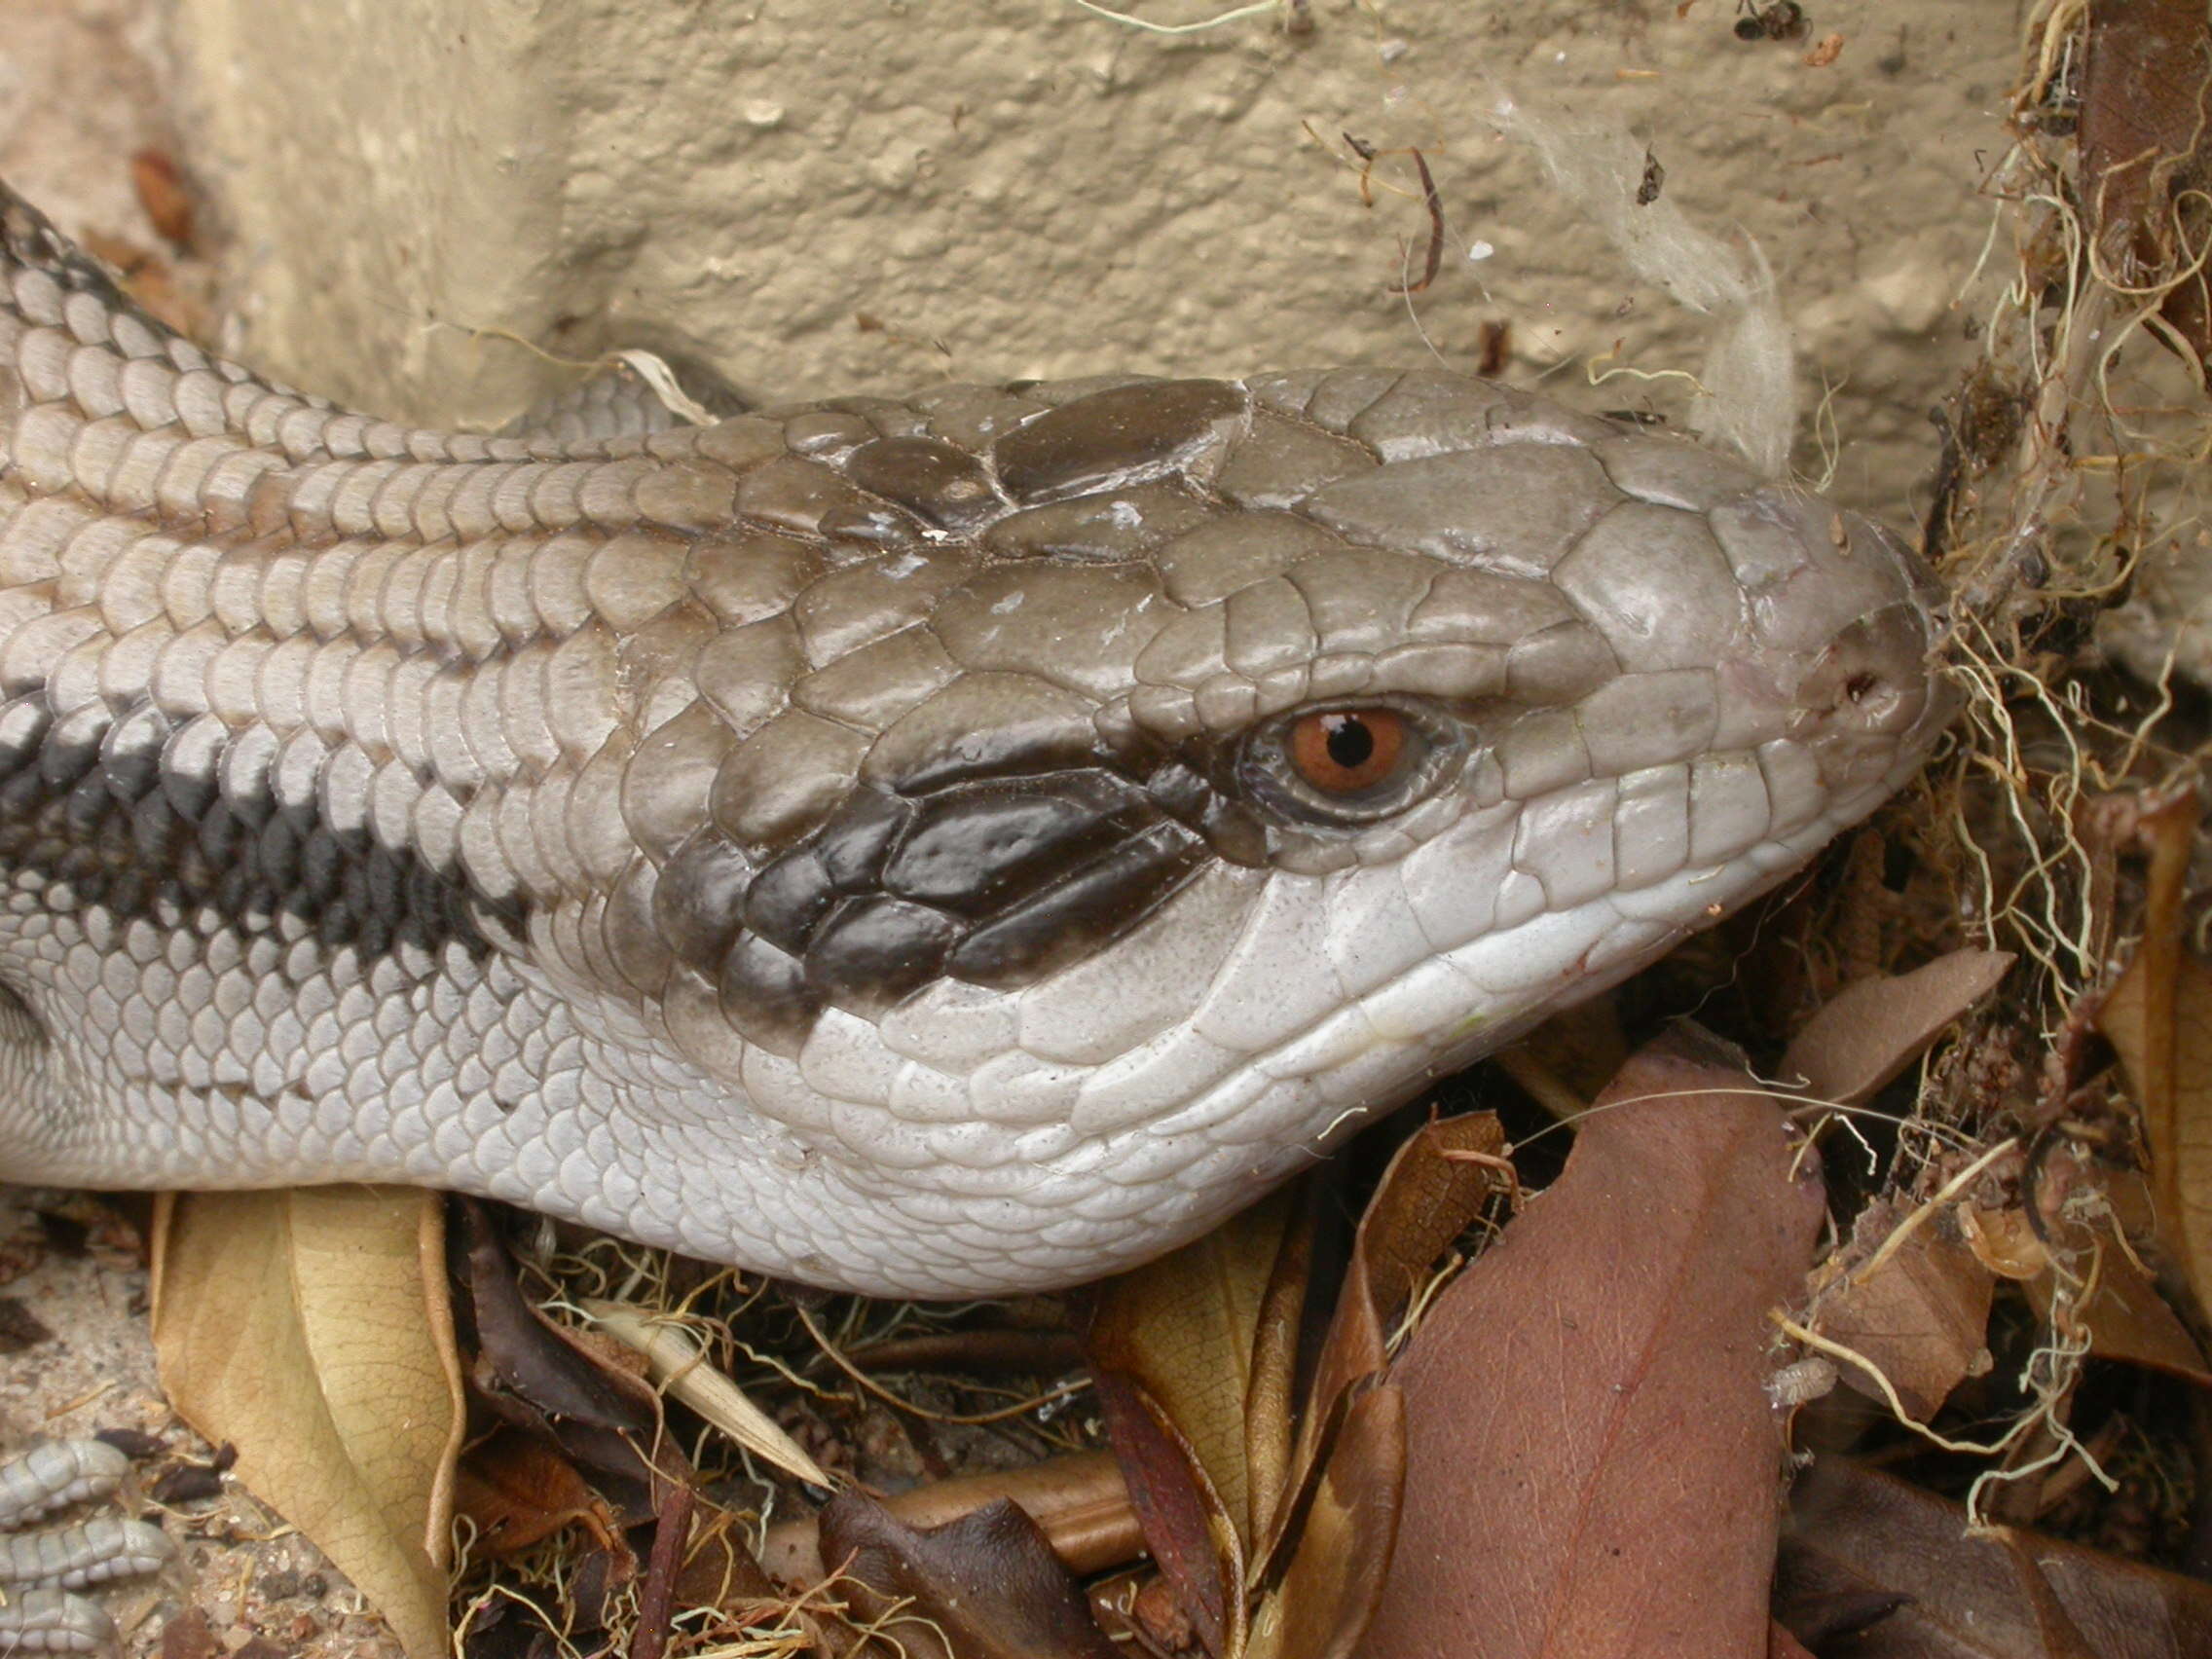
[166,0,2015,520]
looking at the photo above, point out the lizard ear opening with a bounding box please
[0,977,37,1043]
[0,974,49,1106]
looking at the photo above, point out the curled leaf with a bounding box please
[817,1493,1121,1659]
[580,1299,832,1489]
[151,1187,463,1659]
[759,1451,1139,1586]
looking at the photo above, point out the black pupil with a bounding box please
[1323,715,1375,770]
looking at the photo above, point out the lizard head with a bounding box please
[0,196,1949,1298]
[527,371,1951,1293]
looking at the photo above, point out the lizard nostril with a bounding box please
[1789,608,1932,740]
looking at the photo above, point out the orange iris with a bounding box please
[1287,709,1407,794]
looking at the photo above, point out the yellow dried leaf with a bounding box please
[150,1187,464,1659]
[1247,1385,1404,1659]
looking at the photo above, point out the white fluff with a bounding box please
[1483,92,1798,478]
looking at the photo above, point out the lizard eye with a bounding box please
[1289,709,1408,793]
[1237,701,1459,828]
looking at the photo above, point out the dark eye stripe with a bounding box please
[668,769,1214,1055]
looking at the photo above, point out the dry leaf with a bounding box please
[1362,1028,1826,1659]
[1959,1198,2051,1281]
[759,1451,1139,1585]
[1779,1457,2212,1655]
[2101,934,2212,1302]
[2022,1166,2211,1385]
[1246,1385,1405,1659]
[1279,1110,1506,1544]
[1088,1368,1243,1658]
[1336,1114,1509,1340]
[1243,1114,1504,1659]
[1085,1185,1311,1654]
[816,1493,1121,1659]
[1811,1198,1995,1420]
[2095,792,2212,1306]
[150,1187,463,1659]
[455,1199,673,1526]
[1244,1191,1313,1557]
[1782,949,2013,1108]
[2079,0,2212,383]
[451,1424,626,1556]
[1086,1184,1301,1547]
[579,1299,832,1488]
[2026,1227,2212,1385]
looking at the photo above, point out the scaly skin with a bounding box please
[0,181,1952,1296]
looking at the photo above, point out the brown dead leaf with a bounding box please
[1088,1368,1242,1658]
[1244,1113,1503,1659]
[759,1451,1139,1585]
[451,1423,625,1557]
[1782,950,2014,1109]
[150,1187,463,1659]
[2026,1228,2212,1385]
[1338,1114,1510,1341]
[1085,1184,1312,1655]
[1811,1198,1995,1421]
[1281,1112,1506,1532]
[2080,0,2212,384]
[1362,1027,1826,1659]
[817,1493,1121,1659]
[456,1198,674,1525]
[2022,1165,2210,1385]
[1247,1384,1405,1659]
[1779,1458,2212,1656]
[2095,791,2212,1308]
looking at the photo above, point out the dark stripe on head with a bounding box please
[662,757,1233,1056]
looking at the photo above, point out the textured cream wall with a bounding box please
[168,0,2015,519]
